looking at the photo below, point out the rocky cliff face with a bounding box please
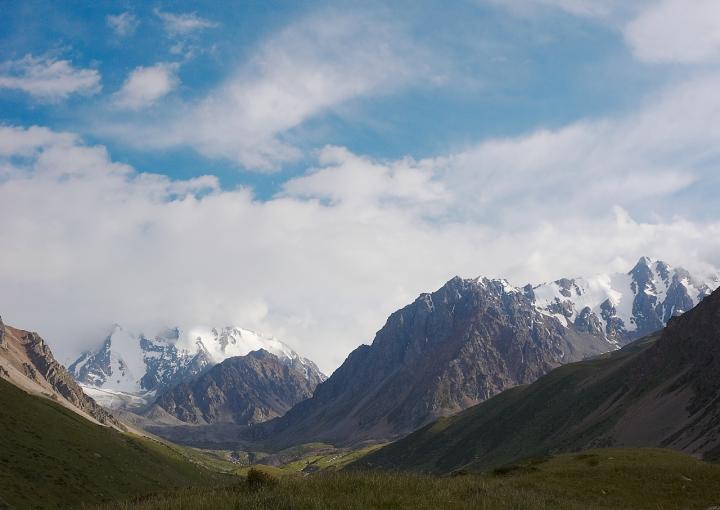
[0,319,121,429]
[152,349,323,426]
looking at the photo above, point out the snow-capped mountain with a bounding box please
[528,257,717,346]
[69,324,324,409]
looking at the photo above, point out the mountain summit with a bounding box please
[530,256,715,346]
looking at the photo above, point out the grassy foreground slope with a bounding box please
[0,378,227,509]
[95,448,720,510]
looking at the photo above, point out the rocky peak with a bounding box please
[629,257,656,293]
[532,257,717,346]
[0,315,5,348]
[152,348,322,426]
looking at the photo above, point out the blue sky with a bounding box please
[2,0,720,371]
[1,0,661,194]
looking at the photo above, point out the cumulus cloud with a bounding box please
[624,0,720,63]
[113,63,179,110]
[103,11,434,170]
[154,8,218,36]
[0,55,101,101]
[106,12,139,37]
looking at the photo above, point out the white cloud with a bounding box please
[113,63,179,110]
[624,0,720,63]
[489,0,720,65]
[154,8,218,36]
[429,73,720,229]
[105,11,433,170]
[283,146,449,214]
[106,12,139,37]
[0,55,101,101]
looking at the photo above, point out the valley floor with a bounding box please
[91,448,720,510]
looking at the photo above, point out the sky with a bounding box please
[1,0,720,373]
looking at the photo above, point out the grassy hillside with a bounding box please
[93,448,720,510]
[0,378,229,509]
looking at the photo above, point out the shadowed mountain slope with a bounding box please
[150,349,323,426]
[355,286,720,473]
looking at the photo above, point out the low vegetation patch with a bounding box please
[246,468,279,488]
[91,448,720,510]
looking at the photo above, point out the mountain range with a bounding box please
[3,254,720,507]
[356,280,720,473]
[530,257,715,345]
[59,256,719,452]
[69,324,324,410]
[238,257,718,449]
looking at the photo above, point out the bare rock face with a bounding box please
[152,349,322,426]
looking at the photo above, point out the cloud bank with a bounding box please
[624,0,720,63]
[3,70,720,372]
[3,1,720,373]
